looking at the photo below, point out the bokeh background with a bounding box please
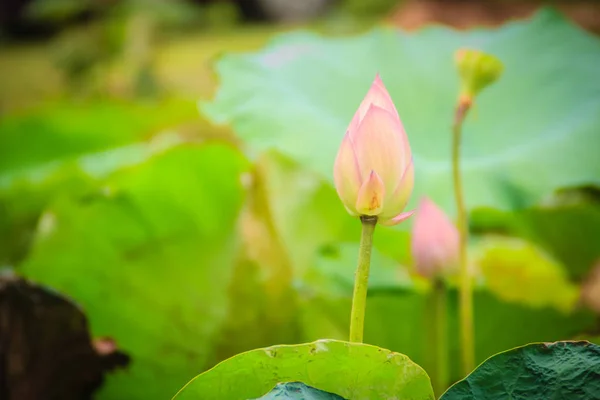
[1,0,600,399]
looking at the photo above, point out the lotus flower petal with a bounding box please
[380,210,415,226]
[334,135,362,215]
[355,170,385,216]
[348,74,399,132]
[381,159,414,220]
[352,105,407,189]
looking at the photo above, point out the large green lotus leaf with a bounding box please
[0,98,198,265]
[0,169,98,265]
[203,9,600,214]
[0,98,196,186]
[441,341,600,399]
[173,339,434,400]
[253,382,345,400]
[19,144,248,399]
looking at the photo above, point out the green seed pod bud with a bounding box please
[455,49,503,102]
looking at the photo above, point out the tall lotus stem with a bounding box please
[349,216,377,342]
[453,48,503,375]
[412,196,459,393]
[433,278,449,396]
[452,99,473,374]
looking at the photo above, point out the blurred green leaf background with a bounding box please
[1,0,599,398]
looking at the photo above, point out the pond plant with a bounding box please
[7,8,600,400]
[172,45,600,400]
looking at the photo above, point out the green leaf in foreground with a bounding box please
[174,339,434,400]
[441,341,600,400]
[253,382,345,400]
[204,9,600,214]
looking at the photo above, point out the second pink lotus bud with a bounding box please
[411,197,460,279]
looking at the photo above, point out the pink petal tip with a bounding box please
[380,210,414,226]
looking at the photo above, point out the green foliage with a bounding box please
[174,340,434,400]
[0,99,197,265]
[203,9,600,215]
[0,99,195,185]
[19,144,249,399]
[441,341,600,399]
[0,99,246,399]
[472,201,600,280]
[287,223,595,384]
[363,289,595,385]
[3,8,600,400]
[197,11,600,387]
[25,0,95,23]
[253,382,345,400]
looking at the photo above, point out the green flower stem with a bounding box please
[349,216,377,343]
[452,100,475,375]
[432,278,449,397]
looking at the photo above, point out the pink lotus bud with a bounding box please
[333,74,414,226]
[411,197,459,278]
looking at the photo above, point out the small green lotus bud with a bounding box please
[455,49,503,102]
